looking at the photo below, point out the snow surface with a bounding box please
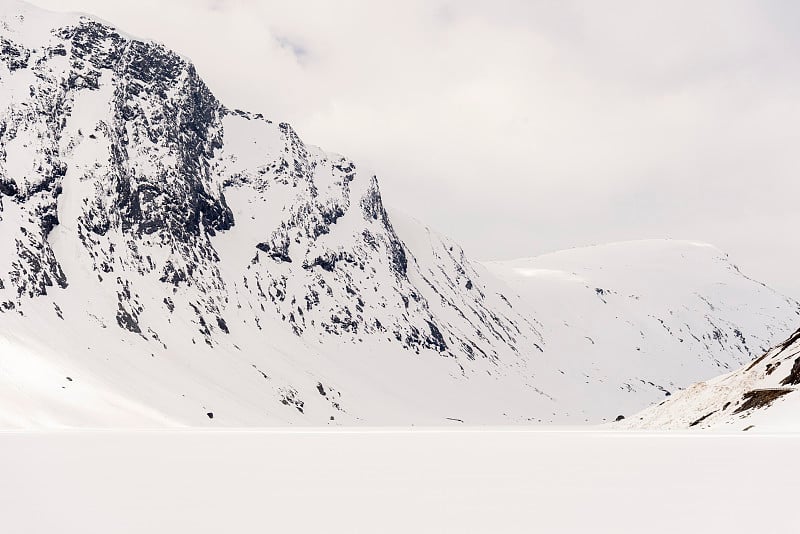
[1,429,798,534]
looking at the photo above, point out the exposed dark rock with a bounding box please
[0,178,17,197]
[0,37,30,71]
[256,241,291,263]
[425,320,448,352]
[777,328,800,354]
[279,388,305,413]
[689,411,716,427]
[734,389,793,414]
[216,316,229,334]
[780,357,800,386]
[116,305,141,334]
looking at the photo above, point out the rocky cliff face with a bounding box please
[0,7,532,358]
[0,3,797,427]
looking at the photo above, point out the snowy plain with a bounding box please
[2,428,798,534]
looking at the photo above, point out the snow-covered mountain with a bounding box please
[0,2,797,427]
[615,327,800,431]
[483,241,800,422]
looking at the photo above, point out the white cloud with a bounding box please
[27,0,800,297]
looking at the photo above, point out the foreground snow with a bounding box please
[2,429,798,533]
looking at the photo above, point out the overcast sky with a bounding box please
[29,0,800,298]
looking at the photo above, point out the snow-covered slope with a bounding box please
[615,327,800,431]
[0,2,797,427]
[483,240,800,422]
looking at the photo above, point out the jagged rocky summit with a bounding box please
[0,2,798,427]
